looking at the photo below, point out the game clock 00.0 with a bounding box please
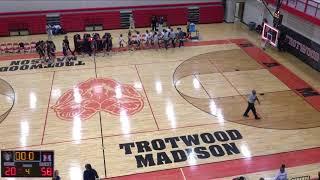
[1,150,54,177]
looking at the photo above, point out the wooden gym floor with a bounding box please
[0,23,320,180]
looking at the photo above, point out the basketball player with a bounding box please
[62,36,74,57]
[243,90,261,120]
[46,41,56,64]
[118,34,126,48]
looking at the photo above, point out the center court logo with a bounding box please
[52,78,144,120]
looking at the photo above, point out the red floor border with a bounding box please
[134,65,160,130]
[0,40,230,62]
[41,71,56,145]
[103,147,320,179]
[103,38,320,179]
[2,38,320,179]
[231,39,320,111]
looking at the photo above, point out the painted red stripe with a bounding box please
[182,147,320,180]
[228,38,250,45]
[242,47,277,64]
[184,40,230,47]
[271,66,309,89]
[41,71,56,144]
[233,40,320,111]
[0,40,231,62]
[0,52,63,61]
[105,169,184,180]
[103,147,320,179]
[305,96,320,111]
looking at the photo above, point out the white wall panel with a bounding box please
[243,0,265,24]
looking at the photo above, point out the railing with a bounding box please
[270,0,320,18]
[283,0,320,18]
[291,175,311,180]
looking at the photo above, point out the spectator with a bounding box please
[157,30,164,48]
[118,34,126,48]
[259,178,265,180]
[46,40,56,63]
[73,34,81,54]
[262,18,268,28]
[107,33,113,54]
[153,31,159,49]
[166,25,171,33]
[274,164,288,180]
[158,16,164,33]
[52,24,62,35]
[36,41,46,61]
[148,30,154,46]
[163,29,169,50]
[136,31,141,48]
[151,16,157,31]
[83,164,99,180]
[52,170,61,180]
[177,28,185,48]
[83,36,92,56]
[232,176,246,180]
[169,28,176,48]
[186,21,191,38]
[18,42,25,53]
[129,14,135,30]
[62,35,74,57]
[46,24,53,40]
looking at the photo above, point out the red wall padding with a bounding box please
[0,15,46,36]
[133,8,188,28]
[200,5,224,23]
[61,11,121,32]
[0,3,224,36]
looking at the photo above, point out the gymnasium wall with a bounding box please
[243,0,320,71]
[0,0,219,12]
[0,0,224,36]
[243,0,320,44]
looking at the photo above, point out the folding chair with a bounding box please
[13,43,19,53]
[24,42,31,53]
[0,43,7,54]
[6,43,13,53]
[30,42,36,52]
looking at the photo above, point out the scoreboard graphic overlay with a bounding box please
[1,150,54,177]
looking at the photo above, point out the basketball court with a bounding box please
[0,23,320,179]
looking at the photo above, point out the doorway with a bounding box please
[235,2,245,22]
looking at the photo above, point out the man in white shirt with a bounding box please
[163,30,170,50]
[274,164,288,180]
[129,15,135,30]
[243,90,261,120]
[148,30,154,46]
[46,24,53,40]
[169,28,176,48]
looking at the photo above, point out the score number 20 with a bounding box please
[4,167,52,177]
[4,167,32,176]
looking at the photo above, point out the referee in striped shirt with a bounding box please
[243,90,261,120]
